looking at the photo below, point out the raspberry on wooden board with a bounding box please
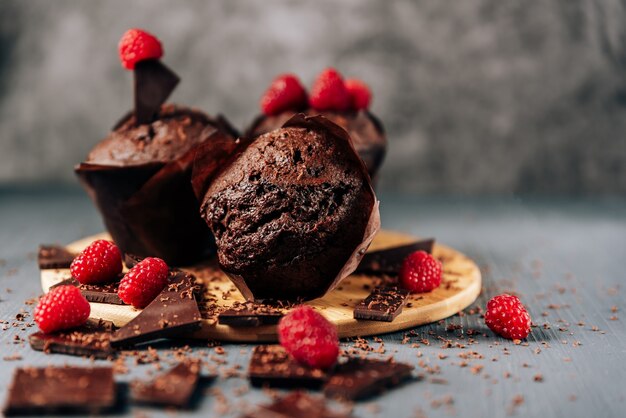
[34,285,90,333]
[118,257,169,309]
[70,240,122,285]
[399,250,443,293]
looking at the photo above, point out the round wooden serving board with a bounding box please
[41,230,481,342]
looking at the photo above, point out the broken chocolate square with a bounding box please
[218,301,283,327]
[130,361,201,408]
[3,366,116,415]
[324,358,413,400]
[50,277,124,305]
[29,318,116,359]
[353,287,410,322]
[248,345,329,388]
[110,271,202,347]
[38,245,75,269]
[123,253,144,269]
[134,59,180,125]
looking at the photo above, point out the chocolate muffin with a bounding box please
[246,109,386,181]
[76,104,238,265]
[197,114,380,301]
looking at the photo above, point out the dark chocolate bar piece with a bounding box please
[248,345,328,388]
[29,318,116,359]
[123,253,144,269]
[324,358,413,400]
[353,287,410,322]
[38,245,75,269]
[355,239,435,275]
[134,59,180,124]
[218,301,283,327]
[110,271,202,347]
[130,361,201,408]
[50,277,124,305]
[3,366,116,416]
[242,392,350,418]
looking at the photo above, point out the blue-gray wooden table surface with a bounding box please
[0,187,624,418]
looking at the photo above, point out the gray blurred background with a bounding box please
[1,0,625,195]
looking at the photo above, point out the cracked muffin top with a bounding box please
[246,109,386,180]
[87,104,218,166]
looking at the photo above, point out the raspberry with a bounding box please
[260,74,308,116]
[118,257,169,308]
[278,305,339,369]
[399,250,442,293]
[345,78,372,110]
[118,28,163,70]
[34,285,90,333]
[485,294,532,340]
[309,68,352,112]
[70,240,122,285]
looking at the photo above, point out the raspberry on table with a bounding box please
[70,239,122,285]
[34,285,91,333]
[399,250,442,293]
[118,257,169,309]
[485,294,532,340]
[260,74,308,116]
[309,68,352,112]
[278,305,339,369]
[118,28,163,70]
[345,78,372,110]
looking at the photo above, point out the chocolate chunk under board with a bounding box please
[355,239,435,275]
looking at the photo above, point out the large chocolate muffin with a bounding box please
[246,109,386,181]
[197,114,380,301]
[76,104,237,265]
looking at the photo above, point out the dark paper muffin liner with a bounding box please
[76,123,237,266]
